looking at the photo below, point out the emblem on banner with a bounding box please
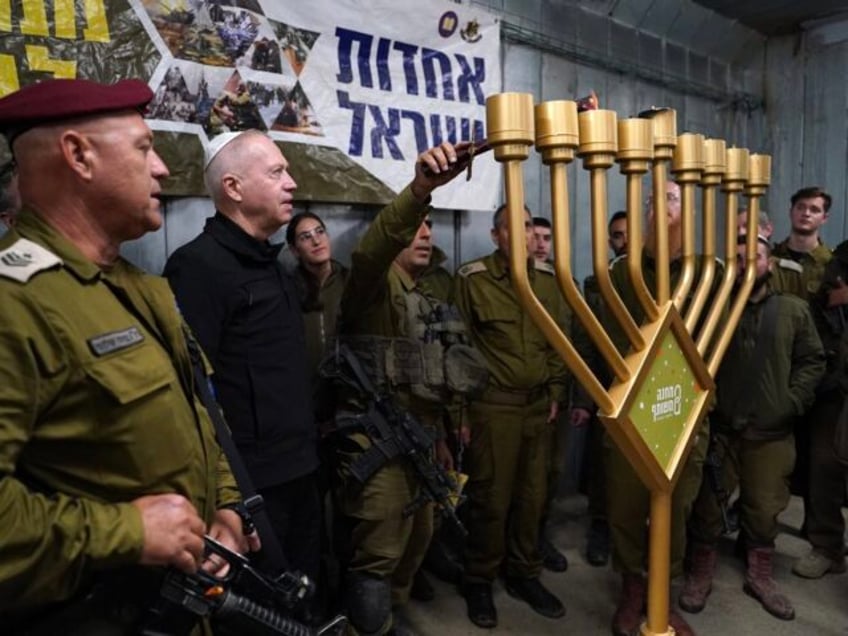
[461,19,482,43]
[438,11,459,37]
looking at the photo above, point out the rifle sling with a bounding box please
[187,340,290,575]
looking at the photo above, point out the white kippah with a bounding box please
[203,131,246,170]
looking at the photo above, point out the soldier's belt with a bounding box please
[479,385,546,406]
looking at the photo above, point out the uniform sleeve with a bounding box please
[788,303,827,415]
[0,326,144,610]
[215,445,242,509]
[164,248,231,364]
[452,269,476,342]
[341,186,429,321]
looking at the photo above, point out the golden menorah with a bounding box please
[485,93,770,636]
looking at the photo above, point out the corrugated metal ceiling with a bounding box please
[690,0,848,35]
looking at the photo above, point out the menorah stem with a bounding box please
[707,195,761,375]
[549,163,630,382]
[591,168,645,351]
[697,190,741,354]
[651,162,671,304]
[670,182,697,310]
[643,489,673,636]
[685,185,718,335]
[504,160,615,413]
[625,173,659,321]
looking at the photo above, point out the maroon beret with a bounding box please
[0,78,154,143]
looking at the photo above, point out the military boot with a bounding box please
[668,609,696,636]
[679,542,718,613]
[611,573,645,636]
[743,547,795,620]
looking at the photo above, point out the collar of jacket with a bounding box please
[205,212,282,263]
[296,258,346,285]
[491,249,536,281]
[641,250,684,274]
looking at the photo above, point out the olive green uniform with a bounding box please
[0,211,240,617]
[294,258,349,381]
[454,251,570,582]
[771,239,834,526]
[603,254,711,577]
[293,258,349,425]
[804,241,848,560]
[335,187,442,631]
[689,292,824,546]
[771,240,832,302]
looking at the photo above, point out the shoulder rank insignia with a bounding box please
[776,258,803,274]
[534,260,555,275]
[457,261,487,277]
[0,238,62,283]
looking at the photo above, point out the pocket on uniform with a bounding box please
[474,305,520,352]
[83,344,173,404]
[475,304,520,324]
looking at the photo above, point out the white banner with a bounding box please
[137,0,502,210]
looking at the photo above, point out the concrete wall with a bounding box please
[123,0,775,282]
[763,20,848,246]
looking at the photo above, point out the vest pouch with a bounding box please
[445,344,489,397]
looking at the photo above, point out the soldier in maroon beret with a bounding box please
[0,78,253,631]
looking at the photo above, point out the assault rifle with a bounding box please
[325,344,467,536]
[148,536,346,636]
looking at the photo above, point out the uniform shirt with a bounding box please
[715,291,825,439]
[291,258,348,423]
[339,186,444,427]
[771,239,832,302]
[165,213,318,489]
[0,210,239,610]
[454,250,570,403]
[292,258,349,380]
[809,240,848,394]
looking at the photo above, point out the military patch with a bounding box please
[776,258,803,274]
[534,260,555,275]
[87,327,145,356]
[0,238,62,283]
[457,261,487,277]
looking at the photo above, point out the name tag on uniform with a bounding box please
[88,327,145,356]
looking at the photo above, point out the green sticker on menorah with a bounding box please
[628,329,704,470]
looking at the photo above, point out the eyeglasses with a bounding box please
[296,226,327,243]
[646,192,681,206]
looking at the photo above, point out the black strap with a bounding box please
[184,331,289,575]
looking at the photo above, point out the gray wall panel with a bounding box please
[121,227,167,275]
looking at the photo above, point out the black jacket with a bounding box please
[164,213,318,489]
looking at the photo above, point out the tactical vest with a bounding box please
[342,287,487,402]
